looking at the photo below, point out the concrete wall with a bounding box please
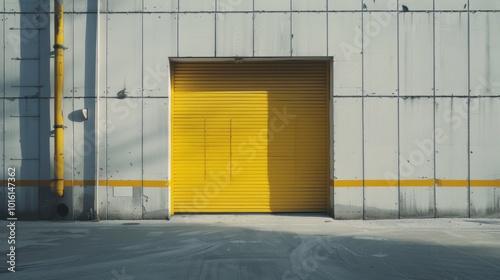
[1,0,499,220]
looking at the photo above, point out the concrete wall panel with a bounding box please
[97,96,108,219]
[73,13,97,98]
[399,0,433,10]
[436,187,468,217]
[142,99,169,219]
[106,14,143,97]
[332,59,362,96]
[5,0,39,12]
[179,13,215,57]
[364,98,398,219]
[292,12,327,56]
[217,0,253,12]
[293,0,327,11]
[364,98,398,180]
[470,13,500,96]
[38,98,52,180]
[106,98,142,181]
[4,14,40,98]
[63,14,74,98]
[4,13,39,57]
[435,13,468,96]
[4,99,39,159]
[254,13,291,56]
[435,0,468,11]
[363,12,398,96]
[400,187,434,218]
[470,0,500,11]
[72,185,84,219]
[143,188,169,219]
[179,0,216,12]
[216,13,253,57]
[14,187,39,220]
[470,98,500,217]
[399,98,434,180]
[143,14,176,96]
[255,0,290,11]
[333,99,362,180]
[435,98,468,180]
[63,98,75,180]
[38,4,53,99]
[332,98,363,219]
[333,187,363,219]
[435,98,469,217]
[4,99,39,220]
[70,96,90,218]
[107,0,142,12]
[399,98,435,218]
[399,13,434,96]
[106,187,142,219]
[470,188,500,218]
[470,98,500,181]
[365,187,399,219]
[362,0,398,11]
[74,0,98,13]
[329,12,362,96]
[105,98,143,219]
[144,0,178,12]
[328,0,361,11]
[71,98,95,182]
[142,100,169,182]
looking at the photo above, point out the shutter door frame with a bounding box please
[171,60,330,214]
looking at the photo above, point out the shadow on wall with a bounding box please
[36,0,54,220]
[74,3,98,221]
[13,0,51,220]
[268,61,329,213]
[15,1,98,220]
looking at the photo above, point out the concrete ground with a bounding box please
[1,215,499,280]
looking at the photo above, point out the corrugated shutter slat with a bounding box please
[172,61,328,213]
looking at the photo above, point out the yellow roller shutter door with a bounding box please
[172,61,329,213]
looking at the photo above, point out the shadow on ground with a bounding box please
[0,220,499,280]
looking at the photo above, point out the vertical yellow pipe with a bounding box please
[54,0,65,197]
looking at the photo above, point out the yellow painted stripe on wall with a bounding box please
[400,180,435,186]
[470,180,500,187]
[2,180,41,187]
[332,180,363,187]
[435,180,468,187]
[0,180,169,188]
[331,179,499,187]
[4,179,498,188]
